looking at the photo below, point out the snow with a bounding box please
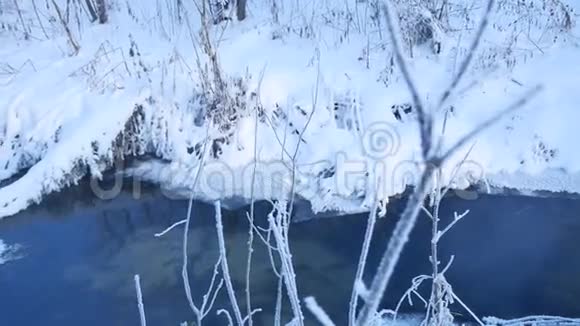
[0,0,579,218]
[0,238,21,265]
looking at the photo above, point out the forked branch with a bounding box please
[355,0,542,325]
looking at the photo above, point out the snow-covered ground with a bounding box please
[0,0,579,218]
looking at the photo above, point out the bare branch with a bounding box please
[421,206,435,221]
[435,210,470,243]
[31,0,49,39]
[356,3,542,325]
[214,201,244,326]
[51,0,80,55]
[217,309,234,326]
[182,197,202,322]
[438,0,495,108]
[349,192,380,326]
[242,309,263,325]
[269,202,305,326]
[201,258,224,317]
[451,291,484,326]
[274,277,283,326]
[84,0,98,22]
[304,297,336,326]
[154,219,187,237]
[182,125,211,325]
[484,315,580,325]
[245,67,267,326]
[396,275,430,311]
[381,1,431,159]
[440,143,476,199]
[134,274,147,326]
[13,0,30,40]
[356,166,436,326]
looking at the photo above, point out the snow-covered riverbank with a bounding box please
[0,0,578,219]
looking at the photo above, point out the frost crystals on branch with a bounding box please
[354,0,542,325]
[134,274,147,326]
[268,200,305,326]
[214,200,244,326]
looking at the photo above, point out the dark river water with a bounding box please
[1,181,580,326]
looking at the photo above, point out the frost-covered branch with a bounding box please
[304,297,335,326]
[214,200,244,326]
[438,0,495,108]
[217,309,234,326]
[356,166,436,326]
[355,1,543,324]
[435,210,469,243]
[348,193,380,326]
[201,259,225,318]
[154,219,187,237]
[182,197,203,323]
[381,1,430,159]
[421,175,480,326]
[134,274,147,326]
[394,274,430,318]
[181,126,212,325]
[268,201,305,326]
[244,68,266,326]
[484,315,580,326]
[274,277,283,326]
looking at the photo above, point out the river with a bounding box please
[1,180,579,325]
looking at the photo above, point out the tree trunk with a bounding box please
[236,0,247,21]
[95,0,107,24]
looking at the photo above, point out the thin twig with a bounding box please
[245,67,267,326]
[381,1,431,159]
[154,219,187,237]
[51,0,80,55]
[269,202,305,326]
[288,48,321,222]
[200,258,225,318]
[214,201,244,326]
[438,0,495,108]
[436,210,470,242]
[348,191,380,326]
[217,309,234,326]
[274,276,283,326]
[31,0,50,39]
[134,274,147,326]
[304,297,336,326]
[182,125,211,325]
[13,0,30,40]
[356,2,543,326]
[451,291,484,326]
[356,166,436,326]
